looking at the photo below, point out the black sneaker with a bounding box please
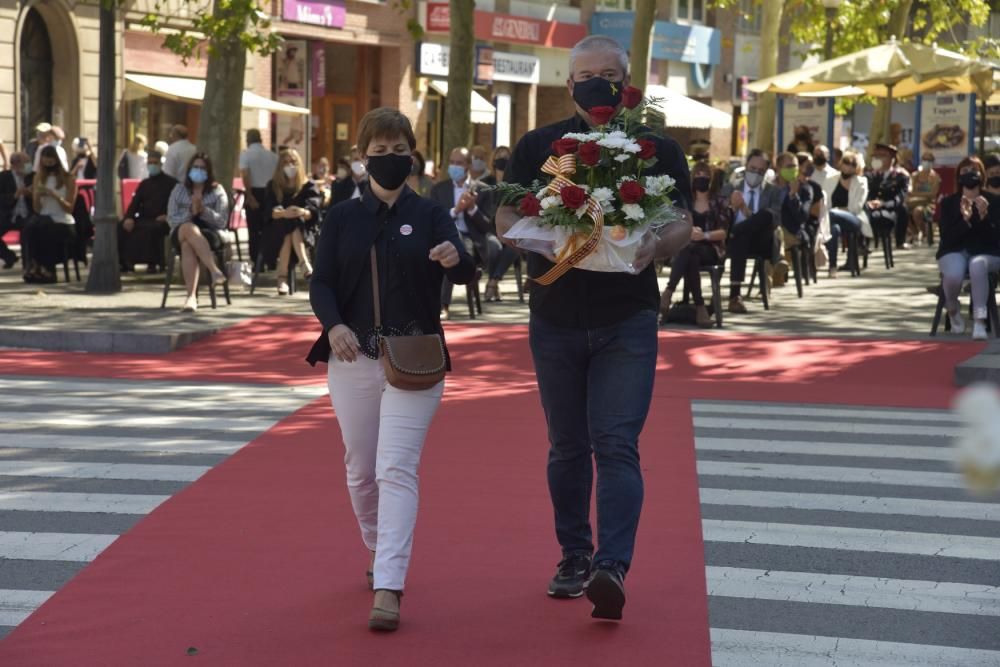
[585,566,625,620]
[547,554,592,599]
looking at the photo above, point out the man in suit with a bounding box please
[331,146,369,205]
[0,152,34,268]
[720,148,784,313]
[118,150,177,272]
[430,146,501,319]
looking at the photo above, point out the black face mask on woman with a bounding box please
[366,153,412,191]
[692,176,711,192]
[987,175,1000,189]
[959,171,983,189]
[493,157,509,173]
[572,77,624,111]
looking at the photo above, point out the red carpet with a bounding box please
[0,318,982,665]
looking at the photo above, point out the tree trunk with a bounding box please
[85,2,121,293]
[629,0,656,90]
[444,0,475,155]
[868,0,913,152]
[753,0,783,155]
[198,3,247,203]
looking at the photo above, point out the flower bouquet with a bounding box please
[495,87,683,285]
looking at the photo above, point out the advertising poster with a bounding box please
[780,96,832,153]
[276,40,309,161]
[918,93,974,166]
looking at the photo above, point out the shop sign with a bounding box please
[425,2,586,49]
[917,93,975,166]
[590,12,720,65]
[419,42,540,84]
[282,0,346,29]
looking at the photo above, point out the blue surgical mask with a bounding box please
[448,165,467,183]
[189,167,208,184]
[471,158,487,173]
[147,164,161,177]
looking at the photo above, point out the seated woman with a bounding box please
[167,153,229,312]
[484,145,520,302]
[823,150,869,275]
[660,161,731,327]
[261,148,321,295]
[907,151,941,245]
[936,156,1000,340]
[23,145,77,283]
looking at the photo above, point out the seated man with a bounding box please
[779,152,824,256]
[431,146,503,319]
[720,149,783,313]
[118,150,176,272]
[0,152,34,268]
[865,143,910,250]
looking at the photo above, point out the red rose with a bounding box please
[560,184,588,210]
[637,139,657,161]
[618,180,646,205]
[588,106,616,126]
[622,86,643,109]
[578,142,601,167]
[519,192,542,217]
[551,138,580,156]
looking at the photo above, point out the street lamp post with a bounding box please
[823,0,843,61]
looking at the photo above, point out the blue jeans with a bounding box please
[829,209,862,269]
[528,308,659,574]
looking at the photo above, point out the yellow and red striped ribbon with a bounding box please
[533,154,604,286]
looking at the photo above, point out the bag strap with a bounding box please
[370,245,382,330]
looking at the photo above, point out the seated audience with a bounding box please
[119,149,176,272]
[936,156,1000,340]
[260,148,321,295]
[907,151,941,244]
[983,155,1000,197]
[865,143,910,249]
[660,161,731,327]
[0,151,34,268]
[22,145,76,283]
[823,150,869,275]
[167,153,229,312]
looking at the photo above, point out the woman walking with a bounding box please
[307,108,475,631]
[166,153,229,312]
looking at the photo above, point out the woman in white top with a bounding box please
[119,134,149,181]
[822,150,871,273]
[23,145,77,283]
[167,152,229,312]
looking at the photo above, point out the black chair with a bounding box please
[787,243,806,299]
[54,231,82,282]
[464,268,483,319]
[871,224,895,269]
[680,264,724,328]
[160,234,232,309]
[228,189,246,262]
[930,273,1000,336]
[744,256,771,311]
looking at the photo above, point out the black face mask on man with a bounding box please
[572,77,624,111]
[366,153,412,191]
[959,171,983,190]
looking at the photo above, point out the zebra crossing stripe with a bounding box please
[4,434,244,455]
[707,566,1000,617]
[709,629,1000,667]
[0,411,276,433]
[0,531,118,562]
[692,402,962,424]
[697,461,965,488]
[0,492,168,514]
[0,590,54,627]
[694,416,956,437]
[0,461,209,482]
[696,437,954,461]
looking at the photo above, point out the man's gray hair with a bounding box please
[569,35,629,77]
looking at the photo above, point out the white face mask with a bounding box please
[921,160,934,171]
[871,158,885,171]
[283,164,298,179]
[350,160,366,177]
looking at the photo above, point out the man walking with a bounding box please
[496,35,692,621]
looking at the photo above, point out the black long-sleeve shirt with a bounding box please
[506,114,691,329]
[936,192,1000,260]
[306,185,476,368]
[123,173,177,222]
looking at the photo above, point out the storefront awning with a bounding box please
[645,85,732,130]
[428,81,496,124]
[124,73,310,116]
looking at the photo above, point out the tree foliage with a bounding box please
[139,0,282,64]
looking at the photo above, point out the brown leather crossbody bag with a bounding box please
[370,246,446,390]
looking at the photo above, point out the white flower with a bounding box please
[644,174,676,196]
[540,195,561,210]
[597,131,631,150]
[592,187,614,203]
[562,131,603,142]
[623,142,642,154]
[622,203,645,221]
[614,154,632,163]
[600,200,616,214]
[575,204,590,219]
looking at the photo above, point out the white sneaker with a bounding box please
[972,320,988,340]
[182,296,198,312]
[949,311,966,334]
[277,280,290,296]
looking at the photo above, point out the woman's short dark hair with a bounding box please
[957,156,986,180]
[357,108,417,155]
[184,152,216,190]
[984,154,1000,171]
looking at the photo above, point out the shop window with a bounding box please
[594,0,634,11]
[737,0,762,33]
[676,0,705,23]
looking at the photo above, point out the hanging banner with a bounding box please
[276,40,309,161]
[311,42,326,98]
[778,96,833,153]
[917,93,975,166]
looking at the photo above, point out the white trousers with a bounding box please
[327,355,444,591]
